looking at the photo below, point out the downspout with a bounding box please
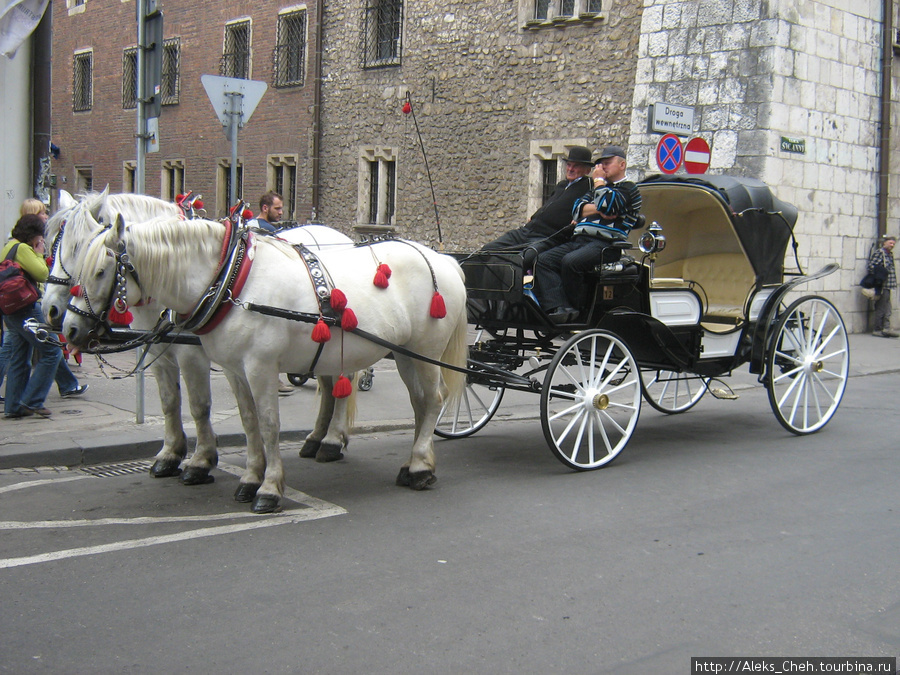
[310,0,324,222]
[876,0,893,239]
[31,6,52,203]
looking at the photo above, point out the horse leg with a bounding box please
[222,369,267,505]
[393,355,441,490]
[299,377,334,459]
[244,367,285,513]
[147,353,188,478]
[178,348,219,486]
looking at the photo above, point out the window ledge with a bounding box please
[522,12,605,30]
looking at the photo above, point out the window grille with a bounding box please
[218,162,244,216]
[535,0,600,19]
[541,159,558,204]
[273,10,306,87]
[270,160,297,218]
[361,0,402,68]
[161,39,180,105]
[366,159,396,224]
[161,160,185,201]
[73,51,93,112]
[122,48,137,109]
[221,20,251,79]
[75,166,93,193]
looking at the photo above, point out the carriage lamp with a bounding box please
[638,221,666,254]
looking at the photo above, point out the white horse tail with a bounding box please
[440,309,469,409]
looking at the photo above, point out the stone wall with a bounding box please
[628,0,900,332]
[317,0,644,250]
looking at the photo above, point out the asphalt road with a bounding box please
[0,371,898,674]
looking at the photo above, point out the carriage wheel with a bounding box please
[434,376,505,439]
[765,295,849,435]
[641,369,709,414]
[540,330,641,471]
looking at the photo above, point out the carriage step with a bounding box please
[708,381,739,400]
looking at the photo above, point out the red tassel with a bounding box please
[341,307,358,332]
[194,199,204,209]
[332,375,353,399]
[70,285,82,297]
[402,100,412,115]
[311,318,331,343]
[378,263,392,279]
[108,307,133,325]
[373,270,390,289]
[330,288,347,312]
[430,291,447,319]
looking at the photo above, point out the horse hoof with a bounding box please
[315,442,344,463]
[408,471,437,490]
[149,458,182,478]
[234,482,261,503]
[252,494,282,514]
[396,466,411,486]
[299,439,321,458]
[181,466,214,486]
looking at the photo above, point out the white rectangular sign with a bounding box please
[649,102,694,136]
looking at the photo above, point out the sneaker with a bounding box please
[61,384,89,398]
[873,330,890,338]
[881,329,899,338]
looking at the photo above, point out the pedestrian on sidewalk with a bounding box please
[867,234,897,338]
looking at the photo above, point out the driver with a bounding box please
[534,146,642,324]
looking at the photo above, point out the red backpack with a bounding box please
[0,243,40,314]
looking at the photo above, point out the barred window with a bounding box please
[268,155,298,219]
[161,160,185,201]
[73,50,93,112]
[122,47,137,109]
[161,38,180,105]
[221,20,251,79]
[541,159,558,204]
[361,0,402,68]
[217,160,244,217]
[359,149,396,227]
[534,0,601,20]
[273,9,306,88]
[123,161,136,193]
[75,166,93,193]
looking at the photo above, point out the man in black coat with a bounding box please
[482,146,593,265]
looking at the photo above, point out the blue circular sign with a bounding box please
[656,134,683,174]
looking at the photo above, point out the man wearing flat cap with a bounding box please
[482,146,593,262]
[535,145,642,323]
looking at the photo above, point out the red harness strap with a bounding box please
[192,229,254,336]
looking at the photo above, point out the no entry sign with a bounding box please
[684,137,711,174]
[656,134,683,174]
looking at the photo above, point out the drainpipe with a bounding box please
[310,0,324,222]
[876,0,893,239]
[31,7,52,202]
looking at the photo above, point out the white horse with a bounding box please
[44,191,357,484]
[63,215,468,512]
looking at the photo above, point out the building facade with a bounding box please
[46,0,900,331]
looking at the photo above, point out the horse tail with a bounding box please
[439,305,469,408]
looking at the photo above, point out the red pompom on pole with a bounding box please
[194,199,204,210]
[340,307,358,332]
[402,100,412,115]
[332,375,353,399]
[330,288,347,312]
[311,318,331,343]
[430,291,447,319]
[241,209,254,220]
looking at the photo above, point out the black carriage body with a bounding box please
[457,174,802,377]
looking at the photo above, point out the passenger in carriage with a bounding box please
[247,191,284,233]
[481,146,593,266]
[534,146,642,324]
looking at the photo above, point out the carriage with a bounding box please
[434,174,850,470]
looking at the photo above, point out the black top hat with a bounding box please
[596,145,627,161]
[563,146,594,165]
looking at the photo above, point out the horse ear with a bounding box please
[59,189,76,210]
[104,214,126,248]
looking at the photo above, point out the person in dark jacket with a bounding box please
[481,146,593,266]
[868,234,897,337]
[534,146,642,323]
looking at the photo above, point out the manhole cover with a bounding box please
[80,460,153,478]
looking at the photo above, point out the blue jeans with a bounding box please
[2,303,64,414]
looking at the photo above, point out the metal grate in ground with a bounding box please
[79,460,153,478]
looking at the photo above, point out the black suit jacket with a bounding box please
[526,176,592,237]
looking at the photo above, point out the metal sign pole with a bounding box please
[227,92,241,207]
[134,0,147,424]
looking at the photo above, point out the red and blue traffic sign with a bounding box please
[656,133,683,174]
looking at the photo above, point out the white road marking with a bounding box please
[0,461,346,569]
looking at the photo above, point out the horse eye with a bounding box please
[95,268,105,278]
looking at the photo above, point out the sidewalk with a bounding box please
[1,332,897,470]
